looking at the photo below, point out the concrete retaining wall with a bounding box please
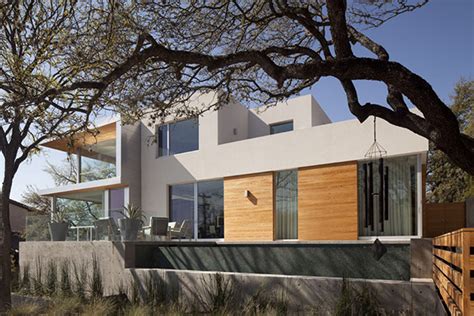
[19,241,444,314]
[133,242,411,280]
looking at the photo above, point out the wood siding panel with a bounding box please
[298,162,358,240]
[224,172,274,241]
[42,122,116,152]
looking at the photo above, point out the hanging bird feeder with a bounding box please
[365,116,387,159]
[362,117,389,235]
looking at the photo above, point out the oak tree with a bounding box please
[110,0,473,174]
[0,0,149,308]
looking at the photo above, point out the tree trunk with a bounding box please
[0,163,14,311]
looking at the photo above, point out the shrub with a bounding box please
[198,273,235,313]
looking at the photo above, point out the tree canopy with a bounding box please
[428,79,474,202]
[102,0,473,174]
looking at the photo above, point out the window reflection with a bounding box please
[198,180,224,239]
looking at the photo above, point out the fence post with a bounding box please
[462,229,471,315]
[467,197,474,228]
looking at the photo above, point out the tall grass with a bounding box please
[19,264,31,295]
[12,259,384,315]
[335,279,380,316]
[197,273,236,314]
[72,260,87,300]
[32,257,43,295]
[59,260,72,296]
[143,271,166,307]
[45,261,57,296]
[91,253,103,298]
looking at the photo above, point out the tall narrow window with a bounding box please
[358,155,418,236]
[198,180,224,239]
[169,183,195,237]
[275,170,298,239]
[109,188,125,222]
[158,118,199,157]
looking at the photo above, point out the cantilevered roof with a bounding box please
[42,122,117,153]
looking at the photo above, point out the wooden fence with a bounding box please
[433,228,474,315]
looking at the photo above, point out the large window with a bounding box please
[79,139,116,182]
[358,155,418,237]
[169,179,224,239]
[158,118,199,157]
[270,121,293,135]
[275,170,298,239]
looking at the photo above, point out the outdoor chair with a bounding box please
[94,217,120,241]
[170,220,193,241]
[143,217,169,241]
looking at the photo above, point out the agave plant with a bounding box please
[122,203,145,224]
[51,208,68,223]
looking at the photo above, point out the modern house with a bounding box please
[39,92,428,242]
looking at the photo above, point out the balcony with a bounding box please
[42,121,118,184]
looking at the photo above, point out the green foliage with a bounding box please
[59,261,72,297]
[428,79,474,202]
[198,273,236,314]
[335,279,380,316]
[51,208,68,224]
[32,257,43,296]
[45,262,57,296]
[91,254,103,298]
[123,204,146,223]
[72,261,87,301]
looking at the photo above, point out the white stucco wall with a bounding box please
[218,98,249,144]
[140,113,428,218]
[120,122,142,208]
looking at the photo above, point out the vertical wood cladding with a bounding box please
[224,172,274,241]
[298,161,358,240]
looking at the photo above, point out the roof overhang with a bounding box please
[41,122,117,153]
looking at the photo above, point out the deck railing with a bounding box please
[433,228,474,315]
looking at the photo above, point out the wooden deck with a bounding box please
[433,228,474,315]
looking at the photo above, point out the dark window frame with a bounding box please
[157,117,199,158]
[270,120,294,135]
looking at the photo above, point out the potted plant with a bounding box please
[48,208,69,241]
[118,204,145,241]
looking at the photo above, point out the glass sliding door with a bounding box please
[169,183,195,237]
[198,180,224,239]
[358,155,418,236]
[275,170,298,239]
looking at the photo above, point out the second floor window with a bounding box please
[158,117,199,157]
[270,120,293,135]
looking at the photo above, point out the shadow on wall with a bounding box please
[134,243,411,281]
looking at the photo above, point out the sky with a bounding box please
[3,0,474,201]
